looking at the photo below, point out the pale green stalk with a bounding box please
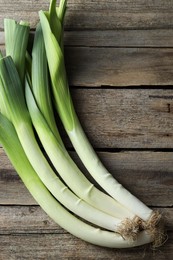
[32,23,62,142]
[39,1,153,221]
[48,0,66,50]
[0,56,129,232]
[49,0,62,43]
[0,113,152,248]
[57,0,67,23]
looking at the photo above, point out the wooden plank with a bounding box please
[65,47,173,86]
[0,206,172,234]
[70,89,173,149]
[1,0,173,30]
[0,206,64,234]
[64,29,173,48]
[0,232,172,260]
[1,44,173,86]
[2,29,173,47]
[1,89,173,148]
[0,149,172,206]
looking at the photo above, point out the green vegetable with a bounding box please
[1,55,131,235]
[39,0,153,222]
[27,21,134,221]
[1,18,136,236]
[0,114,152,248]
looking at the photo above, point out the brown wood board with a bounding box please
[0,149,173,207]
[0,232,172,260]
[2,29,173,47]
[1,0,173,30]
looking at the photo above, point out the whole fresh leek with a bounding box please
[27,22,135,222]
[39,0,154,222]
[2,18,140,236]
[2,16,140,236]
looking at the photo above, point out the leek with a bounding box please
[39,0,153,222]
[0,113,153,248]
[26,77,136,223]
[2,16,138,235]
[28,21,135,221]
[0,55,132,233]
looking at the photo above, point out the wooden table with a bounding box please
[0,1,173,259]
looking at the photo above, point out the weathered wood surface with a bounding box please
[70,89,173,149]
[1,89,173,149]
[1,0,173,30]
[2,29,173,47]
[0,205,173,234]
[2,44,173,86]
[0,0,173,259]
[65,47,173,86]
[0,233,172,260]
[0,149,173,206]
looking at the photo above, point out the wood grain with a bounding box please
[0,206,172,234]
[6,44,173,87]
[0,149,172,206]
[65,47,173,86]
[0,232,172,260]
[1,44,173,86]
[70,89,173,149]
[64,29,173,47]
[1,0,173,30]
[1,29,173,47]
[1,89,173,149]
[0,206,64,234]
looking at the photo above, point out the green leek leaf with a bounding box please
[4,19,30,83]
[39,10,76,131]
[0,56,30,125]
[31,23,62,143]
